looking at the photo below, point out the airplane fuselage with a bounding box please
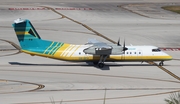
[22,43,172,62]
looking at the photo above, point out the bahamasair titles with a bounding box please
[12,18,172,68]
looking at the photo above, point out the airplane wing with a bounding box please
[84,39,113,55]
[87,39,112,49]
[87,38,101,44]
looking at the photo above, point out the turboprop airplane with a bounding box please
[12,18,172,68]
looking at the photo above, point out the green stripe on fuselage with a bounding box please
[48,42,59,55]
[43,42,54,54]
[51,43,64,55]
[45,42,57,54]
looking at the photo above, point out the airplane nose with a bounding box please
[163,52,173,60]
[165,54,173,60]
[168,55,173,60]
[163,52,172,60]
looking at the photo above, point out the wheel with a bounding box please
[98,63,104,68]
[159,62,164,66]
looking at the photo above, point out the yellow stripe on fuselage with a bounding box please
[60,44,72,56]
[52,43,69,57]
[64,45,76,57]
[54,55,172,61]
[107,55,172,61]
[21,48,172,62]
[70,45,81,57]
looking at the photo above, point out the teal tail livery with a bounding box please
[12,18,65,57]
[13,18,42,48]
[12,18,172,68]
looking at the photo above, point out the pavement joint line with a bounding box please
[1,69,180,84]
[0,79,7,82]
[147,61,180,81]
[0,39,22,57]
[15,89,180,104]
[0,39,21,50]
[41,6,117,44]
[119,5,152,19]
[0,79,45,94]
[8,7,93,10]
[0,49,17,51]
[37,88,180,92]
[0,51,21,57]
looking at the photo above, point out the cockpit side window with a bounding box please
[152,48,161,52]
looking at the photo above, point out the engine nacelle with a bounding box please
[83,45,124,55]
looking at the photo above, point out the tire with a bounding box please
[98,63,104,68]
[159,62,164,66]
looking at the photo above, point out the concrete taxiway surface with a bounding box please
[0,0,180,104]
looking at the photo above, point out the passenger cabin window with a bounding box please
[139,52,141,54]
[126,52,128,54]
[134,52,136,54]
[152,48,161,52]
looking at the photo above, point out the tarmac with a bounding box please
[0,0,180,104]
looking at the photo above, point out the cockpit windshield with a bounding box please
[152,48,161,52]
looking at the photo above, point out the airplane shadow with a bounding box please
[9,62,156,70]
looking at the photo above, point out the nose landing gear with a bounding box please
[159,61,164,66]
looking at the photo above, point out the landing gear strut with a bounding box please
[97,55,108,68]
[159,61,164,66]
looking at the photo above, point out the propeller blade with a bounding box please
[123,39,128,51]
[117,37,121,46]
[123,39,125,49]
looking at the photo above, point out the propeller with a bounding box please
[117,38,121,46]
[123,39,128,51]
[117,38,128,52]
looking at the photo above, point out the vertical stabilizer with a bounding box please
[12,18,43,49]
[12,18,64,55]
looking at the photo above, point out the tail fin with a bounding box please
[12,18,42,49]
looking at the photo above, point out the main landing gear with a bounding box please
[159,61,164,66]
[93,55,108,68]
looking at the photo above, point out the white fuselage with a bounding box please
[57,44,172,62]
